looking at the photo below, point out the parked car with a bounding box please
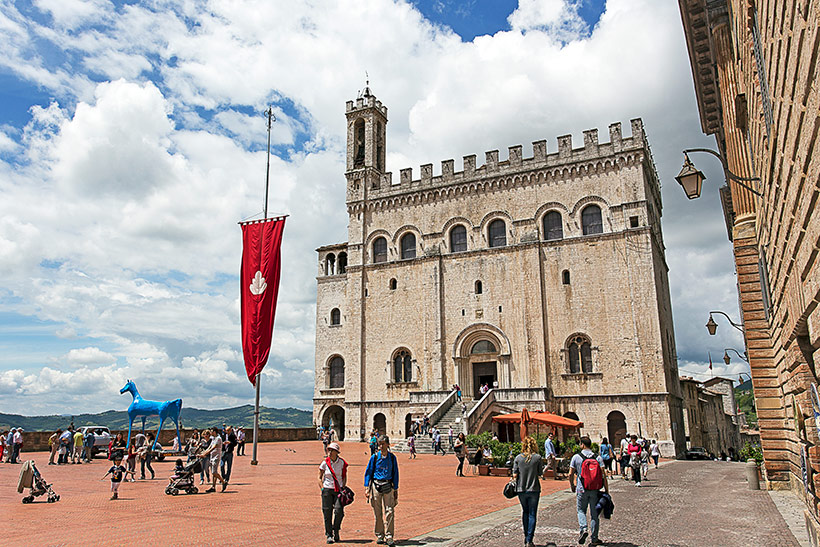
[76,426,111,458]
[685,446,710,460]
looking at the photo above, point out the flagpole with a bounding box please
[251,106,275,467]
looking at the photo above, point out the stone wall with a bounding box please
[17,427,315,453]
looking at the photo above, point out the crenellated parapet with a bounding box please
[361,119,648,201]
[346,95,388,117]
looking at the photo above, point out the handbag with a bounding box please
[503,477,517,499]
[326,457,355,507]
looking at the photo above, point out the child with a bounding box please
[407,434,416,459]
[171,458,185,480]
[102,457,133,500]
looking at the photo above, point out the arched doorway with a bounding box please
[563,411,579,421]
[607,411,627,446]
[404,413,413,438]
[322,405,345,442]
[470,339,499,398]
[373,413,386,436]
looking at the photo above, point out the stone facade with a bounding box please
[679,0,820,542]
[313,89,686,457]
[681,376,742,456]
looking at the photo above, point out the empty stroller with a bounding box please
[18,461,60,504]
[165,458,201,495]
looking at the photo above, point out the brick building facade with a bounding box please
[679,0,820,542]
[313,89,686,457]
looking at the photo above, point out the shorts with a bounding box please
[209,459,220,475]
[110,481,121,492]
[603,458,613,471]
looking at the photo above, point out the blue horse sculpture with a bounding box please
[120,379,182,450]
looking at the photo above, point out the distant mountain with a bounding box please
[0,404,312,432]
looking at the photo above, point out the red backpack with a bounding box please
[580,455,604,491]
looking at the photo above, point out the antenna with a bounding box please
[263,106,276,219]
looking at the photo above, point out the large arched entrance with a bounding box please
[373,413,386,436]
[322,405,345,441]
[452,323,512,399]
[607,411,626,446]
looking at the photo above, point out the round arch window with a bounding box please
[471,340,497,354]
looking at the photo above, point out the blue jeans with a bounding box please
[221,451,233,482]
[577,489,600,540]
[518,492,539,543]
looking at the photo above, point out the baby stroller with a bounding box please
[18,461,60,504]
[165,458,201,495]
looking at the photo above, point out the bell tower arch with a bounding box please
[345,85,388,202]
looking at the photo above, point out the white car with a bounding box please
[76,426,111,457]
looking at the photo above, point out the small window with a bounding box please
[400,233,416,259]
[393,349,413,382]
[389,278,397,290]
[498,306,502,313]
[372,237,387,263]
[475,280,483,294]
[337,252,347,274]
[562,270,570,285]
[629,216,639,228]
[461,309,465,316]
[543,211,563,241]
[488,219,506,248]
[450,225,468,252]
[330,308,341,325]
[329,356,345,388]
[325,253,336,275]
[581,205,603,235]
[471,340,497,354]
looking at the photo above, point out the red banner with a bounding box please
[240,217,286,384]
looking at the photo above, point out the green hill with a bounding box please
[0,404,312,432]
[735,383,757,427]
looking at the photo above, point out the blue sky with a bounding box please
[0,0,746,415]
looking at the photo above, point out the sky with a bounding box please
[0,0,749,416]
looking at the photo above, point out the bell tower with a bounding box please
[345,85,387,203]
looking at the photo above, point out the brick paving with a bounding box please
[455,460,801,547]
[1,440,566,546]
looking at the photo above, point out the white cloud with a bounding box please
[62,346,116,366]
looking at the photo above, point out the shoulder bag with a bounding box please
[326,457,355,506]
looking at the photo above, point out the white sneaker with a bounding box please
[636,482,641,487]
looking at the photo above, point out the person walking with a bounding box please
[364,436,399,546]
[58,428,72,464]
[407,434,416,460]
[12,427,23,463]
[138,433,155,480]
[619,434,630,479]
[3,429,12,463]
[199,428,226,493]
[111,433,126,462]
[0,431,5,464]
[72,428,84,464]
[512,436,546,547]
[221,426,237,483]
[237,427,246,456]
[627,434,642,487]
[454,433,467,477]
[569,436,608,546]
[319,442,348,544]
[544,432,558,479]
[83,429,95,462]
[599,437,614,478]
[47,430,60,465]
[650,439,660,468]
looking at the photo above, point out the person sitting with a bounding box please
[482,446,494,465]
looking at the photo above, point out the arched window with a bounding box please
[567,334,593,373]
[488,219,506,248]
[543,211,563,241]
[400,233,416,259]
[581,205,603,235]
[471,340,497,354]
[325,253,336,275]
[353,119,365,168]
[389,278,397,290]
[449,225,467,252]
[372,237,387,263]
[337,252,347,274]
[330,308,340,325]
[475,280,483,294]
[393,349,413,383]
[329,356,344,389]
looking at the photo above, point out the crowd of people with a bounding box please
[1,428,23,463]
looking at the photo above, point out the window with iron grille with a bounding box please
[372,237,387,263]
[329,356,345,388]
[488,219,506,247]
[752,6,773,137]
[449,225,467,252]
[543,211,564,240]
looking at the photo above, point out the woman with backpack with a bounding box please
[318,442,348,544]
[511,436,546,547]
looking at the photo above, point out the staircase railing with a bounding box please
[464,388,495,434]
[428,389,458,427]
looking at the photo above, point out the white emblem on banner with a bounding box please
[250,271,267,295]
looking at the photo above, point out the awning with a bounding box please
[492,410,583,429]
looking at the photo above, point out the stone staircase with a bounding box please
[394,398,480,454]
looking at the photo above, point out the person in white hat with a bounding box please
[318,442,348,544]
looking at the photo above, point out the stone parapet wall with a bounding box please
[16,427,315,453]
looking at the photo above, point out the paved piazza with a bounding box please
[2,440,558,546]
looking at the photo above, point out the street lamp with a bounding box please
[706,311,745,335]
[723,348,749,365]
[675,153,705,199]
[676,148,763,199]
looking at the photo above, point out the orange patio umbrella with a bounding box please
[520,407,531,440]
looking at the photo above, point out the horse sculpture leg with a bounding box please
[126,414,134,450]
[155,415,166,451]
[141,416,147,434]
